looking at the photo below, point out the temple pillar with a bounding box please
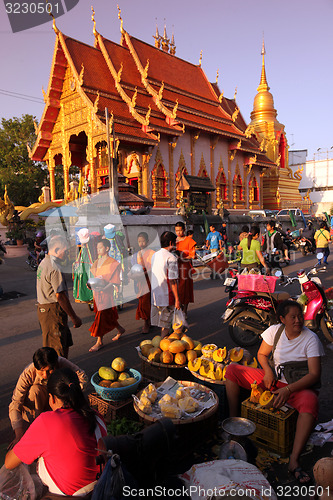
[210,137,218,208]
[190,132,200,175]
[87,112,97,193]
[168,140,177,207]
[260,172,264,208]
[62,144,70,199]
[48,152,56,201]
[243,163,248,209]
[142,152,152,198]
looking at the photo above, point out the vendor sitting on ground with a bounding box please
[5,368,106,497]
[225,300,324,484]
[8,347,87,448]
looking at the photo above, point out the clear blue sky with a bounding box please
[1,0,332,162]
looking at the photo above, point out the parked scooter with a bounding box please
[26,233,47,271]
[299,237,316,256]
[222,253,332,346]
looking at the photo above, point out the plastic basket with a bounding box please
[238,274,278,293]
[241,399,297,457]
[90,368,142,401]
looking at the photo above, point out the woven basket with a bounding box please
[90,368,142,402]
[133,380,218,425]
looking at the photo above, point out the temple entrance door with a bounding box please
[129,177,138,193]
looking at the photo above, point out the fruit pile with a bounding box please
[139,332,201,366]
[98,357,137,388]
[188,346,258,382]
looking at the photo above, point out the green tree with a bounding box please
[0,114,48,206]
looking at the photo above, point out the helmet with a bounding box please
[36,230,45,238]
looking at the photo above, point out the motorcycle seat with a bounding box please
[259,291,290,301]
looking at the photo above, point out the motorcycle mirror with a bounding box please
[317,252,324,260]
[273,269,283,277]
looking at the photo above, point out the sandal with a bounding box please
[289,467,311,484]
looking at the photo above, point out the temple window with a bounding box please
[233,174,243,202]
[156,165,167,197]
[249,175,259,204]
[216,169,227,202]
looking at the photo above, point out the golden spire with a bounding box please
[199,50,203,67]
[153,20,160,48]
[170,28,176,55]
[258,35,269,92]
[52,16,59,34]
[234,86,237,100]
[161,21,169,52]
[216,70,219,84]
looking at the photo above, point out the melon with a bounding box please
[169,340,186,353]
[141,344,154,357]
[186,350,197,362]
[140,339,153,349]
[259,390,275,408]
[169,332,181,340]
[181,335,194,350]
[160,351,174,364]
[174,352,187,365]
[228,347,244,362]
[111,357,127,372]
[99,366,118,381]
[160,338,172,352]
[148,347,162,362]
[152,335,162,348]
[212,347,227,363]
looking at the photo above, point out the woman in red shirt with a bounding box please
[175,221,196,317]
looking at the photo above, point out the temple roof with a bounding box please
[31,22,275,168]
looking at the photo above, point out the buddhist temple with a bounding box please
[249,40,303,210]
[30,10,276,214]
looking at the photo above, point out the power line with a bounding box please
[0,88,44,104]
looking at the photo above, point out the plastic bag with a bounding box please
[91,454,137,500]
[0,464,36,500]
[172,309,188,330]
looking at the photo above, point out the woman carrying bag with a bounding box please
[238,225,269,272]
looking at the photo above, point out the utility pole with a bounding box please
[105,107,119,214]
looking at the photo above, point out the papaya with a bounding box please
[212,347,227,363]
[110,381,123,388]
[118,372,130,381]
[188,357,201,372]
[99,366,118,381]
[152,335,162,348]
[111,357,127,372]
[160,338,172,352]
[228,347,244,362]
[259,390,275,408]
[174,352,187,365]
[98,380,112,388]
[169,340,186,353]
[181,335,194,350]
[148,347,162,362]
[160,351,174,364]
[186,350,197,362]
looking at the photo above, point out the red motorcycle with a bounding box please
[222,256,333,346]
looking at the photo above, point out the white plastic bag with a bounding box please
[172,308,188,330]
[0,464,36,500]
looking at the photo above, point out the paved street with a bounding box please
[1,248,333,492]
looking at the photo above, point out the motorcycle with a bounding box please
[26,239,47,271]
[299,237,315,256]
[222,253,332,346]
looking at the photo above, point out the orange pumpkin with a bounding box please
[169,340,186,353]
[160,338,172,352]
[228,347,244,362]
[160,351,174,364]
[188,357,201,372]
[174,352,187,365]
[259,390,275,408]
[212,347,227,363]
[249,380,263,403]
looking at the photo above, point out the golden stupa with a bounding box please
[249,40,303,210]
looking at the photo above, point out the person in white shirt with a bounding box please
[150,231,180,338]
[225,300,324,484]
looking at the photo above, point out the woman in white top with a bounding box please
[225,300,324,484]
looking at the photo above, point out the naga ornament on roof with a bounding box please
[232,107,240,122]
[116,63,123,83]
[158,81,164,101]
[172,100,178,119]
[79,64,84,86]
[143,59,150,79]
[117,5,124,34]
[218,90,224,103]
[131,87,138,108]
